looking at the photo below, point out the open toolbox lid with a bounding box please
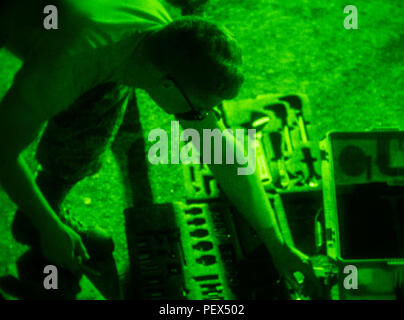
[321,130,404,263]
[221,93,322,194]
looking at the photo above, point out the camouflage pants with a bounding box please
[36,82,133,185]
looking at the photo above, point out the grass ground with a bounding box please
[0,0,403,299]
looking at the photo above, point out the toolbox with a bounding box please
[320,131,404,299]
[221,93,322,194]
[220,95,404,299]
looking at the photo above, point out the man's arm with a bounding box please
[0,59,89,272]
[179,111,319,296]
[0,62,63,230]
[179,111,285,251]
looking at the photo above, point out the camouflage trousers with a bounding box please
[36,82,133,185]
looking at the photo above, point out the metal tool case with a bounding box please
[320,131,404,299]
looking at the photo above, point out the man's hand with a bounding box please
[271,244,320,298]
[39,221,90,276]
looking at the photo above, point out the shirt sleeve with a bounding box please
[10,55,81,123]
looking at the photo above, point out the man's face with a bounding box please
[147,75,221,116]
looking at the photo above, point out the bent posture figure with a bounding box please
[0,0,318,296]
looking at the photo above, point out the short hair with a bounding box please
[147,16,244,101]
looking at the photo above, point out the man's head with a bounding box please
[143,16,244,116]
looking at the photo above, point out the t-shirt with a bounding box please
[1,0,172,60]
[0,0,172,120]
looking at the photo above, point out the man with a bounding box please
[0,0,318,296]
